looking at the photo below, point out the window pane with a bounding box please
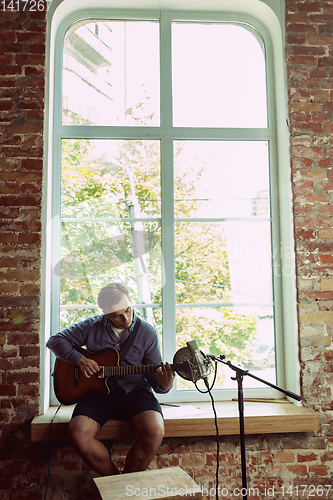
[172,23,267,127]
[174,141,270,219]
[175,307,275,391]
[60,307,100,331]
[59,137,162,330]
[63,20,160,126]
[58,221,162,315]
[175,221,273,305]
[61,139,161,218]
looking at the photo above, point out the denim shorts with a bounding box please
[71,385,162,427]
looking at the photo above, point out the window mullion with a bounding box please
[160,13,173,131]
[160,14,176,364]
[161,137,176,364]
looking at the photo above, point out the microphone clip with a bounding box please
[186,358,201,382]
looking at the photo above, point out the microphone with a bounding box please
[186,340,212,383]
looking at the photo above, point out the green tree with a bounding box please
[59,133,257,363]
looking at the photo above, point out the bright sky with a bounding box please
[63,19,273,305]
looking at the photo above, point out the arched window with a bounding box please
[42,0,298,408]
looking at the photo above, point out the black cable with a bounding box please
[193,363,220,498]
[206,383,220,500]
[193,361,217,394]
[44,404,62,500]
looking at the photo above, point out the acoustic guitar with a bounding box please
[53,346,174,405]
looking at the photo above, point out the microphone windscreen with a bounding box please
[172,346,193,381]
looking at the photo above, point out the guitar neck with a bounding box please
[104,364,174,377]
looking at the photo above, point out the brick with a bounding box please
[317,179,333,191]
[274,451,295,463]
[180,454,206,467]
[18,233,41,245]
[24,110,44,121]
[287,34,307,45]
[21,183,42,195]
[0,195,40,207]
[0,158,20,170]
[319,229,333,239]
[0,384,16,397]
[29,9,47,21]
[17,384,39,397]
[287,23,317,35]
[317,205,333,215]
[19,345,39,357]
[308,464,329,475]
[294,3,322,13]
[15,53,45,65]
[293,180,314,190]
[319,254,333,263]
[297,452,318,462]
[299,312,333,324]
[0,101,14,111]
[0,136,21,146]
[21,158,43,170]
[290,45,326,57]
[312,113,329,123]
[0,283,19,294]
[0,184,20,195]
[26,43,47,55]
[321,279,333,290]
[18,100,45,110]
[303,291,333,301]
[17,77,45,89]
[318,57,333,69]
[6,372,39,384]
[287,464,308,476]
[22,135,42,148]
[3,147,43,158]
[0,233,19,244]
[0,65,22,76]
[17,33,45,43]
[27,22,47,33]
[295,228,316,239]
[0,171,42,182]
[0,270,40,282]
[7,333,39,345]
[294,192,329,203]
[4,123,43,134]
[0,258,18,268]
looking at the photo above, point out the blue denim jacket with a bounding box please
[46,312,169,394]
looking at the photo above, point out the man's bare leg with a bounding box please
[69,415,119,476]
[123,410,164,474]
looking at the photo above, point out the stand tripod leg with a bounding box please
[237,377,248,500]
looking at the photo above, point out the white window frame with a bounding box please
[40,0,299,413]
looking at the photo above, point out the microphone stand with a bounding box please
[209,355,301,500]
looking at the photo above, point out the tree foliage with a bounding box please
[59,111,257,364]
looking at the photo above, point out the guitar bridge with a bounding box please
[97,366,105,379]
[74,365,80,386]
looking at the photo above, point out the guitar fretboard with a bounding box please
[104,364,174,377]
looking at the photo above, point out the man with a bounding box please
[47,282,175,476]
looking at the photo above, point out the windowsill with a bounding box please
[31,399,318,442]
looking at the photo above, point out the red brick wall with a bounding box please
[1,1,333,499]
[287,0,333,416]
